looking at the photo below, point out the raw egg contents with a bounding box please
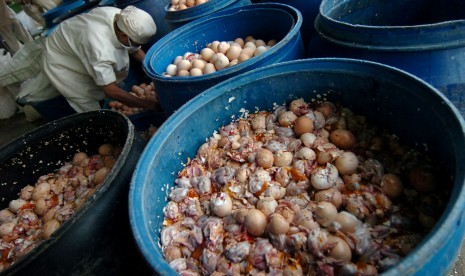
[0,145,121,272]
[160,98,447,275]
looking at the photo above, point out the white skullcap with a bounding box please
[115,6,156,44]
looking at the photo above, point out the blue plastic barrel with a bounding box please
[114,0,171,49]
[308,0,465,117]
[144,3,304,115]
[165,0,251,32]
[98,0,115,6]
[253,0,321,54]
[42,0,86,29]
[130,58,465,275]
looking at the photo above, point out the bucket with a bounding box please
[164,0,251,32]
[252,0,322,54]
[0,110,151,275]
[114,0,171,49]
[42,0,86,29]
[308,0,465,117]
[144,3,304,115]
[129,58,465,275]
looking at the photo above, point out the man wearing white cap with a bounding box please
[41,5,158,113]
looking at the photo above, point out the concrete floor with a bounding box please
[1,110,465,274]
[0,110,46,148]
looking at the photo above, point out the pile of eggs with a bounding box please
[168,0,208,11]
[107,83,157,116]
[0,144,120,272]
[168,0,209,11]
[163,36,277,77]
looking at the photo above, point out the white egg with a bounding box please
[200,48,215,62]
[217,41,231,54]
[210,53,219,64]
[177,59,192,71]
[314,201,338,227]
[210,40,220,53]
[301,133,317,147]
[226,45,242,61]
[173,55,183,65]
[267,214,290,235]
[254,39,266,47]
[334,151,359,175]
[9,199,26,213]
[226,59,238,68]
[238,54,250,63]
[254,46,268,57]
[229,42,242,48]
[190,68,203,76]
[267,39,278,47]
[166,64,177,76]
[177,69,190,76]
[240,47,255,58]
[210,192,232,217]
[192,59,206,70]
[244,209,267,236]
[214,53,229,70]
[234,37,245,47]
[203,63,217,74]
[178,3,187,9]
[244,41,257,50]
[245,35,255,43]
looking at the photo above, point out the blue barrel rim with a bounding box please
[42,0,87,28]
[143,3,302,84]
[165,0,244,23]
[130,57,465,274]
[315,0,465,51]
[113,0,140,7]
[42,0,87,16]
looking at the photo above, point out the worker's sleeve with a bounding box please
[79,30,118,86]
[91,61,117,86]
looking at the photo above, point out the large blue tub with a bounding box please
[254,0,322,54]
[144,3,304,115]
[42,0,87,29]
[129,58,465,275]
[308,0,465,117]
[165,0,251,32]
